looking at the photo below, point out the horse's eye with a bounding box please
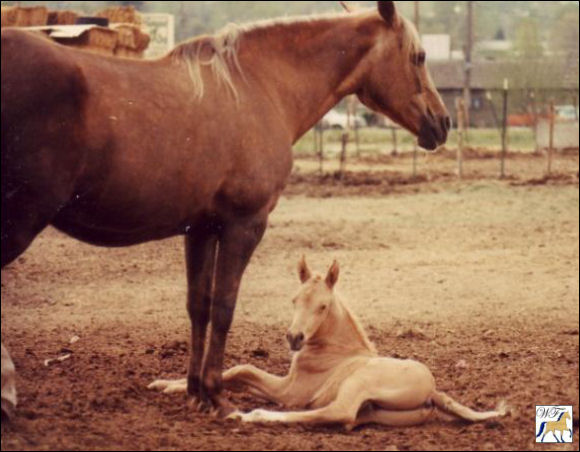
[418,52,426,65]
[319,305,327,313]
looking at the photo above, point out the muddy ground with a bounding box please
[1,152,579,451]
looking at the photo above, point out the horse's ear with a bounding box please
[378,1,397,27]
[298,255,312,283]
[325,260,340,289]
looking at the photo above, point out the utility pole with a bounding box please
[412,0,420,176]
[464,1,473,130]
[414,1,420,32]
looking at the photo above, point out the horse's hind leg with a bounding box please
[1,343,17,421]
[2,148,80,420]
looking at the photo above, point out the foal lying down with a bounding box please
[150,258,507,428]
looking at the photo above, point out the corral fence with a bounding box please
[309,89,579,181]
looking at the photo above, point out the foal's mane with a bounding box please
[169,9,421,102]
[335,295,377,354]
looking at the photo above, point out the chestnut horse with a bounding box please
[0,1,449,417]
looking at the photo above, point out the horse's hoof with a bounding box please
[1,400,15,423]
[215,398,238,419]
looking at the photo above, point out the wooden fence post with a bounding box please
[391,125,398,156]
[316,123,324,175]
[547,99,555,176]
[500,79,509,179]
[412,140,418,179]
[530,90,539,154]
[455,97,465,179]
[339,132,348,179]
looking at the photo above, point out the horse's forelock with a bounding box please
[399,16,421,59]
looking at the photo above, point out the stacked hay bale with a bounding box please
[112,24,150,58]
[1,5,48,27]
[95,5,149,58]
[96,6,142,25]
[0,5,149,58]
[47,10,79,26]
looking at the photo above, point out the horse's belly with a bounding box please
[51,194,205,247]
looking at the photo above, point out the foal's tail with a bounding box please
[432,390,507,422]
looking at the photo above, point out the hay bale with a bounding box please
[96,6,142,25]
[114,47,144,59]
[1,6,17,27]
[3,6,49,27]
[114,24,150,54]
[47,10,79,26]
[52,27,118,56]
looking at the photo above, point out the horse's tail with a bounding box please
[536,421,547,438]
[431,391,507,422]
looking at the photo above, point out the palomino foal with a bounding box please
[151,258,507,428]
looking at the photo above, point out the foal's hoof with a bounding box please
[147,379,188,394]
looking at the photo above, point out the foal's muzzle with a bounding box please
[286,332,305,351]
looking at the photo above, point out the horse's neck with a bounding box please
[239,13,375,141]
[307,296,376,357]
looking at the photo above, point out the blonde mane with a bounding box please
[168,10,370,102]
[169,23,243,101]
[169,8,420,102]
[335,295,377,354]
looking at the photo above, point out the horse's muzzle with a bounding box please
[286,332,305,351]
[418,114,450,151]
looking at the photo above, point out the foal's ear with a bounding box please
[325,260,340,289]
[298,255,312,283]
[378,1,397,27]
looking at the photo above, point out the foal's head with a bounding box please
[357,1,450,150]
[286,257,340,351]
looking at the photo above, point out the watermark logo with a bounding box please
[536,405,573,443]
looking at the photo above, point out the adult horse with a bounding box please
[1,1,449,417]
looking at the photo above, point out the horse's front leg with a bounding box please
[199,215,267,416]
[147,231,218,400]
[223,364,289,405]
[184,232,219,404]
[1,342,17,421]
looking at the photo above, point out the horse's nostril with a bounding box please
[297,333,304,342]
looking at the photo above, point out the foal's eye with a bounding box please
[319,305,327,313]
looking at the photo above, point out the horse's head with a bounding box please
[286,256,340,352]
[356,1,450,150]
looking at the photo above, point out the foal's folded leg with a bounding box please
[223,364,289,405]
[353,405,435,429]
[147,378,188,394]
[233,374,369,426]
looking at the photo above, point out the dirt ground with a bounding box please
[1,152,579,451]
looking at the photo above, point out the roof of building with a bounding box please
[429,58,579,91]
